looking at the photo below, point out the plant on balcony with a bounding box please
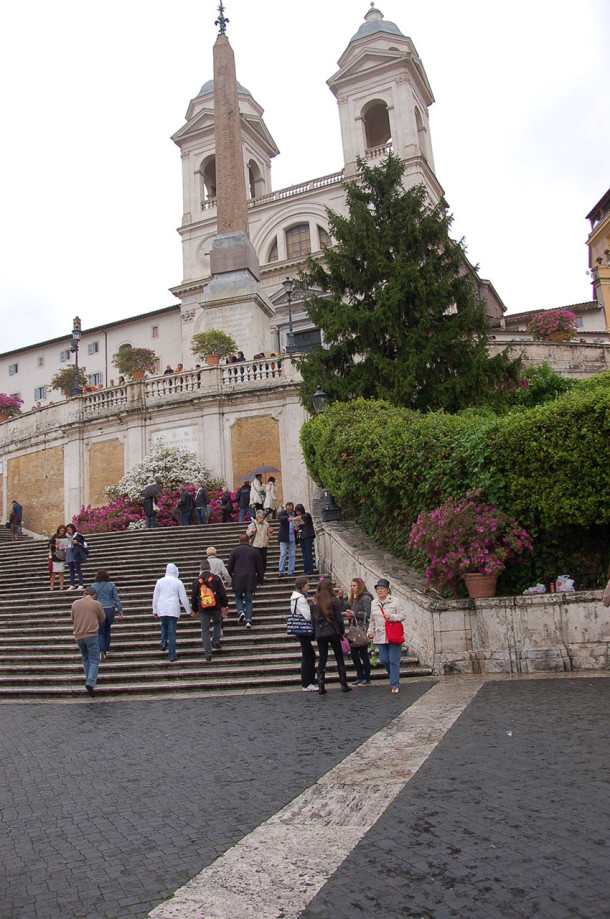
[527,309,578,342]
[112,347,157,379]
[191,329,237,365]
[408,490,533,596]
[50,366,88,396]
[0,393,24,419]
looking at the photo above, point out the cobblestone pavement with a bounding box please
[299,677,610,919]
[0,683,432,919]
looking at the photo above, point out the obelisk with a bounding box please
[203,4,272,353]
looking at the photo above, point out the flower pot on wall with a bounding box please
[132,370,145,381]
[205,354,220,366]
[463,573,498,599]
[0,412,8,422]
[549,331,569,342]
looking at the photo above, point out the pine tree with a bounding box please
[296,155,519,413]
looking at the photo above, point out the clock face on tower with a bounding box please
[196,235,215,275]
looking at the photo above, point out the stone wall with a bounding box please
[7,446,65,537]
[88,440,125,509]
[316,517,610,675]
[230,415,283,506]
[489,340,610,378]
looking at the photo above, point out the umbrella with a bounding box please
[141,484,163,498]
[236,473,253,483]
[250,464,280,475]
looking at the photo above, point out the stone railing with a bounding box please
[200,171,345,212]
[365,142,393,161]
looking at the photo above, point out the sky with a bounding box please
[1,0,608,354]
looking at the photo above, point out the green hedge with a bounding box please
[300,376,610,593]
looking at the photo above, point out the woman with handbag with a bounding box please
[246,510,273,573]
[368,577,406,693]
[65,524,87,590]
[288,576,317,692]
[344,578,373,686]
[312,578,351,695]
[49,524,68,590]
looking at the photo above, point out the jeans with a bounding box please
[350,644,371,682]
[200,610,222,654]
[238,507,253,522]
[146,513,157,528]
[195,507,207,525]
[181,511,194,526]
[377,641,402,688]
[300,537,315,575]
[160,616,177,660]
[68,560,83,587]
[234,589,254,623]
[316,634,344,678]
[98,608,115,654]
[76,635,100,688]
[279,540,296,576]
[297,635,316,687]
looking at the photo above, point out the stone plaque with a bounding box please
[151,428,199,453]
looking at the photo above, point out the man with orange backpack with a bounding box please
[191,558,228,662]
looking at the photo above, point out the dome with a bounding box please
[349,5,403,43]
[197,79,252,98]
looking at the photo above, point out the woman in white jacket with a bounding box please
[289,576,317,692]
[368,577,407,693]
[152,563,191,662]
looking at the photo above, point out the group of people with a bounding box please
[289,575,406,694]
[48,524,89,590]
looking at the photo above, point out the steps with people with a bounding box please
[0,524,433,698]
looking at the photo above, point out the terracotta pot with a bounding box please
[0,411,8,422]
[132,370,145,381]
[549,331,569,342]
[205,354,220,366]
[463,572,498,599]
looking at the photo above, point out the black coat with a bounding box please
[191,571,228,613]
[227,543,264,592]
[277,509,295,543]
[237,485,251,509]
[312,600,345,640]
[296,511,315,540]
[178,490,195,512]
[194,487,209,508]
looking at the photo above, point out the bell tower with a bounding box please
[328,5,443,203]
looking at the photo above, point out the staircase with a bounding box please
[0,525,433,699]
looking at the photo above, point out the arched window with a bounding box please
[363,102,391,149]
[200,156,217,202]
[248,160,263,199]
[415,107,427,161]
[318,226,331,249]
[118,343,132,351]
[267,238,278,262]
[286,224,311,260]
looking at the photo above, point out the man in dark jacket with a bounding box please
[237,482,252,523]
[191,559,228,661]
[227,534,264,629]
[277,502,297,578]
[194,482,210,525]
[178,483,195,526]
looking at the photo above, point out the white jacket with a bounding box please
[152,563,191,619]
[250,478,264,507]
[208,555,231,586]
[289,590,312,622]
[368,594,406,644]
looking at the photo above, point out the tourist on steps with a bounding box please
[293,504,315,576]
[289,576,317,692]
[65,524,87,589]
[368,578,406,694]
[247,510,273,574]
[91,569,124,662]
[190,559,228,661]
[311,578,351,695]
[152,563,191,663]
[70,586,105,698]
[342,578,373,686]
[227,533,264,629]
[49,524,68,590]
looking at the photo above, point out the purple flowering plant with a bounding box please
[0,393,24,417]
[72,487,240,533]
[527,309,577,341]
[408,490,533,594]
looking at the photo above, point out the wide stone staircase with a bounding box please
[0,524,433,699]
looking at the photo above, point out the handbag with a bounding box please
[286,598,313,636]
[340,634,351,655]
[380,602,404,644]
[55,548,66,561]
[346,619,369,648]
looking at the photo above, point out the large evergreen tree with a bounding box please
[296,155,519,412]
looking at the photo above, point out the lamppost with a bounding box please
[311,385,342,522]
[282,276,297,353]
[70,316,83,396]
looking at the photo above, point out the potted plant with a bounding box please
[0,393,24,421]
[112,347,157,381]
[408,490,533,598]
[191,329,238,366]
[50,366,88,398]
[527,309,578,342]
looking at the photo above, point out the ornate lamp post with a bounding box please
[311,385,342,522]
[282,276,297,353]
[69,316,83,396]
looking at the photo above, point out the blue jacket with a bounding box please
[91,581,123,613]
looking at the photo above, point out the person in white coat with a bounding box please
[289,576,317,691]
[152,563,191,662]
[368,577,407,693]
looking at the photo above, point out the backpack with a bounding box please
[198,575,218,610]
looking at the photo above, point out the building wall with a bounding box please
[7,445,65,536]
[489,340,610,378]
[88,440,125,508]
[230,416,283,505]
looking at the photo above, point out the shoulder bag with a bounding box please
[380,603,404,644]
[286,598,313,636]
[346,609,369,648]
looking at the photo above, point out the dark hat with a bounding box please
[374,578,391,590]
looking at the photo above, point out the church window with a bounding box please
[268,238,278,262]
[318,226,331,249]
[201,156,217,202]
[363,101,391,149]
[415,107,427,161]
[248,160,263,199]
[286,224,311,260]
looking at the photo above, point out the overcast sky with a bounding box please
[1,0,608,354]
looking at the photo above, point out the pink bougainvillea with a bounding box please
[72,487,240,533]
[527,310,577,341]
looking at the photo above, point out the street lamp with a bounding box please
[70,316,83,396]
[282,276,297,353]
[311,385,342,522]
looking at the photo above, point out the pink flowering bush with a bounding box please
[408,490,533,595]
[527,310,577,341]
[72,487,240,533]
[0,393,24,417]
